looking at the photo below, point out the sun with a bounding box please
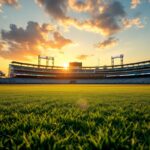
[63,63,69,69]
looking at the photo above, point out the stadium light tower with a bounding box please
[38,55,55,68]
[111,54,124,68]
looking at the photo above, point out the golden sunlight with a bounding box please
[63,63,69,69]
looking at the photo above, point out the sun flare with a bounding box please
[63,63,69,69]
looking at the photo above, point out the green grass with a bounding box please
[0,84,150,150]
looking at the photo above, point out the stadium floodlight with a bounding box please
[38,55,55,68]
[111,54,124,68]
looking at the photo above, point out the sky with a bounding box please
[0,0,150,74]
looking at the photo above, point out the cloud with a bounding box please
[76,54,92,60]
[131,0,141,9]
[35,0,147,36]
[1,22,54,43]
[0,0,18,11]
[36,0,127,36]
[130,0,150,9]
[36,0,68,20]
[0,0,18,5]
[64,1,126,35]
[123,17,144,28]
[82,1,126,35]
[0,41,41,60]
[48,31,72,49]
[0,21,73,60]
[0,41,6,49]
[95,37,119,49]
[68,0,92,12]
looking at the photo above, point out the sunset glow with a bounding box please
[0,0,150,74]
[63,63,69,70]
[0,1,150,148]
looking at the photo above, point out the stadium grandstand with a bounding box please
[0,55,150,84]
[9,60,150,79]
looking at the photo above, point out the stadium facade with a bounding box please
[0,58,150,84]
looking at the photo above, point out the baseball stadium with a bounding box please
[0,1,150,149]
[0,55,150,84]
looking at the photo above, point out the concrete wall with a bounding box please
[0,77,150,84]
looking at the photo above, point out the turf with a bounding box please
[0,84,150,150]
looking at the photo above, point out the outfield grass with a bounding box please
[0,84,150,150]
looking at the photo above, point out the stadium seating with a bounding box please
[9,60,150,79]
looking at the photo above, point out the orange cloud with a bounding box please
[68,0,92,12]
[0,41,41,61]
[130,0,150,9]
[62,16,123,36]
[0,21,73,60]
[0,41,6,49]
[0,0,18,5]
[131,0,140,9]
[35,0,146,36]
[36,0,126,36]
[95,37,119,49]
[76,54,92,60]
[48,32,72,49]
[123,18,144,28]
[0,0,18,11]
